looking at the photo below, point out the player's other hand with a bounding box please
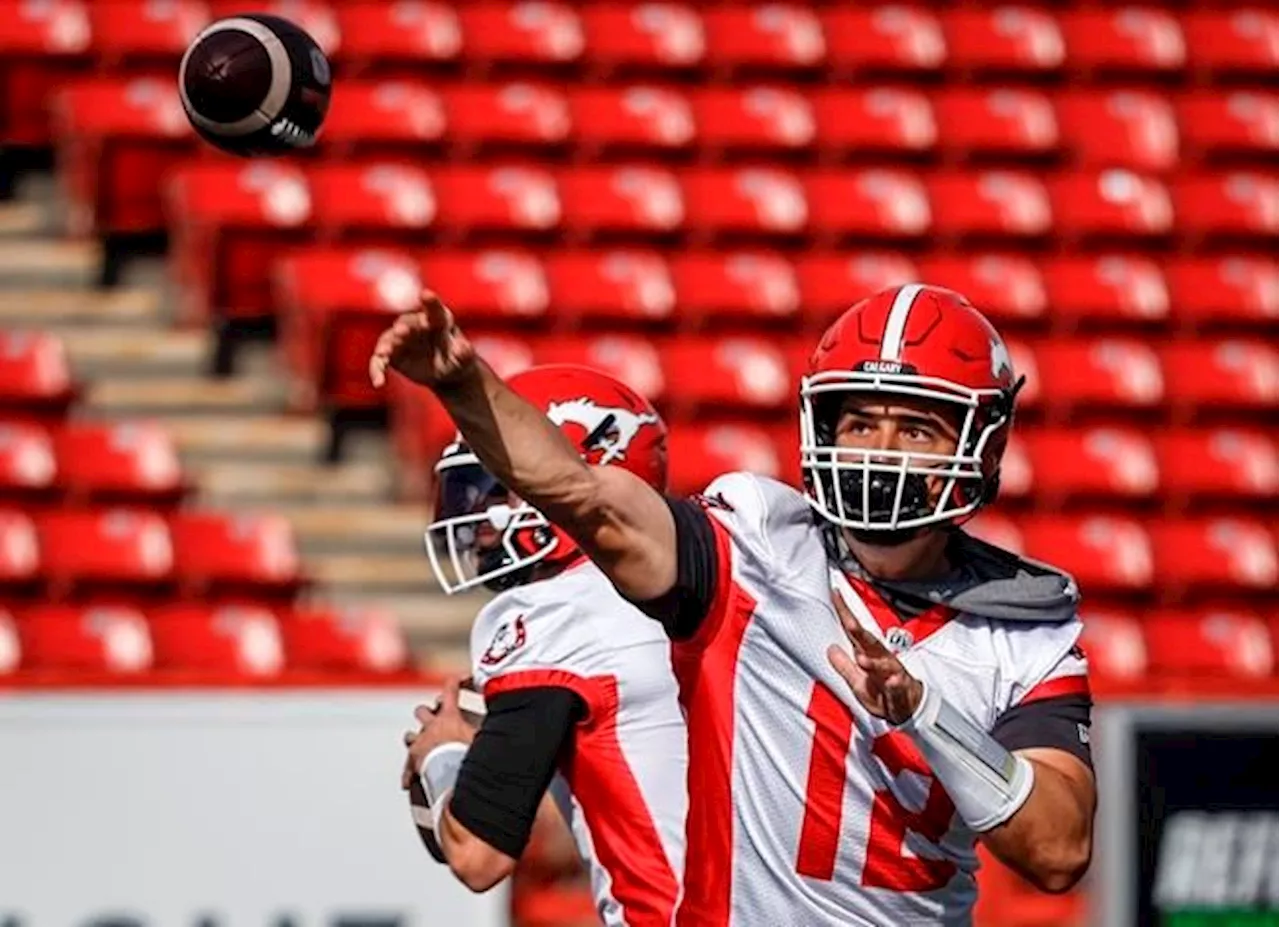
[400,677,479,790]
[827,593,924,726]
[370,290,477,391]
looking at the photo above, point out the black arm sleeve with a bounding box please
[628,496,720,641]
[449,686,585,859]
[990,693,1094,770]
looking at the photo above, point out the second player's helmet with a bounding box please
[801,284,1023,533]
[426,364,668,594]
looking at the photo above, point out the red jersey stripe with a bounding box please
[844,575,956,647]
[1018,673,1091,705]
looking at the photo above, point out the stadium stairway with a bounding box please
[0,174,484,671]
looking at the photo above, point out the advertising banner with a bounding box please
[0,691,506,927]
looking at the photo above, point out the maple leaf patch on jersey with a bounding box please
[480,615,527,665]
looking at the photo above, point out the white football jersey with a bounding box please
[674,473,1088,927]
[470,559,688,927]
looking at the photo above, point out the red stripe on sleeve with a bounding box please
[1018,673,1091,705]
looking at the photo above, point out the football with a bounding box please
[407,684,487,861]
[178,13,332,156]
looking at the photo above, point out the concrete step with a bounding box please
[0,287,164,326]
[0,238,99,286]
[327,591,484,642]
[191,459,392,504]
[85,374,285,415]
[0,200,49,238]
[308,553,436,594]
[57,327,208,376]
[278,503,428,553]
[157,414,326,461]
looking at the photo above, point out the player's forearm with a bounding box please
[980,754,1094,893]
[439,805,517,893]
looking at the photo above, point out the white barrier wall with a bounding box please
[0,690,507,927]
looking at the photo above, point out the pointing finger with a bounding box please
[437,677,462,716]
[413,704,435,727]
[848,623,892,659]
[827,644,861,687]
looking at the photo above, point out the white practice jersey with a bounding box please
[470,559,689,927]
[674,473,1089,927]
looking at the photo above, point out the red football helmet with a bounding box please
[426,364,668,593]
[801,283,1022,532]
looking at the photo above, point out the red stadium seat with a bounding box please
[1150,519,1278,593]
[917,254,1047,324]
[1160,340,1278,413]
[795,252,920,328]
[1061,8,1186,74]
[693,86,815,154]
[1034,339,1165,410]
[1182,9,1278,77]
[1021,427,1160,501]
[0,509,41,588]
[1042,255,1171,324]
[309,163,438,241]
[667,421,787,495]
[580,3,706,71]
[0,422,57,500]
[821,7,946,75]
[36,509,174,597]
[206,0,341,57]
[422,250,551,324]
[149,602,285,677]
[569,85,696,153]
[457,2,585,65]
[805,170,931,239]
[1056,91,1179,173]
[1173,173,1279,240]
[433,164,562,233]
[560,165,685,236]
[1049,170,1174,239]
[441,82,571,150]
[536,335,666,402]
[811,87,936,156]
[1155,430,1278,501]
[1005,339,1042,409]
[927,171,1053,239]
[661,336,792,415]
[1021,514,1155,592]
[1177,92,1279,161]
[0,331,77,417]
[942,7,1066,74]
[545,250,676,327]
[16,604,153,676]
[997,433,1033,501]
[89,0,207,64]
[319,81,447,154]
[669,251,800,327]
[169,511,303,601]
[0,607,17,675]
[682,167,808,237]
[963,510,1026,555]
[53,422,186,506]
[934,89,1059,158]
[702,5,826,71]
[0,0,92,146]
[1146,609,1276,682]
[335,1,463,71]
[1165,257,1279,327]
[1077,608,1149,685]
[282,603,411,674]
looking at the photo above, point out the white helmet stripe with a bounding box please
[880,283,925,361]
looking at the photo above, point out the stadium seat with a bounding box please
[0,607,17,675]
[536,334,666,402]
[422,250,551,325]
[1176,92,1279,161]
[206,0,341,57]
[309,163,438,242]
[1160,340,1278,413]
[1005,339,1042,409]
[941,7,1065,74]
[1060,8,1186,75]
[795,252,920,327]
[821,7,946,75]
[927,171,1053,239]
[579,3,706,72]
[559,165,685,236]
[692,86,815,154]
[810,87,936,156]
[1041,255,1170,324]
[1149,519,1278,593]
[963,510,1026,555]
[0,331,77,418]
[1181,9,1279,77]
[1034,339,1165,411]
[433,164,562,233]
[0,509,41,589]
[1049,170,1174,239]
[89,0,207,64]
[660,336,792,416]
[168,511,303,601]
[281,603,410,674]
[669,251,800,328]
[1055,91,1179,173]
[1145,609,1276,682]
[916,254,1047,324]
[149,602,285,677]
[0,422,57,501]
[456,2,585,66]
[319,81,447,155]
[1173,173,1279,240]
[52,422,187,506]
[0,0,92,146]
[1164,257,1278,327]
[667,421,787,496]
[545,250,675,327]
[15,604,153,676]
[569,85,696,154]
[334,1,463,72]
[995,433,1032,501]
[701,5,826,72]
[1155,430,1279,501]
[36,509,174,599]
[441,82,571,150]
[804,170,931,239]
[1077,607,1149,685]
[1021,515,1154,592]
[682,167,808,238]
[934,89,1059,159]
[1020,428,1160,501]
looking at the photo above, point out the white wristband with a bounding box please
[418,741,468,818]
[897,681,1035,833]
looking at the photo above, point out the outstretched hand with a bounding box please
[369,290,477,390]
[827,592,924,725]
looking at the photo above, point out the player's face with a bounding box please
[832,396,961,457]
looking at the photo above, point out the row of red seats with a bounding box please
[0,507,304,601]
[0,601,410,679]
